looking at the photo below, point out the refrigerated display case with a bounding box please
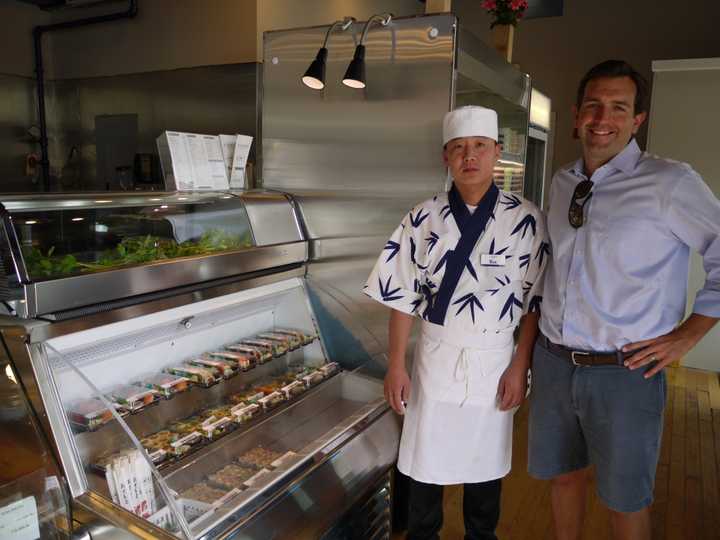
[0,191,399,540]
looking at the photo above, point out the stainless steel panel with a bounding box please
[237,191,303,246]
[27,267,305,343]
[24,242,307,317]
[0,74,40,193]
[261,14,456,194]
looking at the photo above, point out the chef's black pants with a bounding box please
[406,477,501,540]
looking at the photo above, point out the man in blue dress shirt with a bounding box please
[529,59,720,540]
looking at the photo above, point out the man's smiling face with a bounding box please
[574,76,647,169]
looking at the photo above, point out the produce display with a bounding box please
[22,228,253,279]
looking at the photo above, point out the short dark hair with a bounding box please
[576,60,649,114]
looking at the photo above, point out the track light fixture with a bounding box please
[342,13,392,89]
[302,16,356,90]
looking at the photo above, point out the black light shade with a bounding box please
[342,45,366,89]
[302,47,328,90]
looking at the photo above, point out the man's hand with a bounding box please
[497,358,528,411]
[623,313,719,378]
[384,365,411,415]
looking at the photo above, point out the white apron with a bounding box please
[397,320,516,485]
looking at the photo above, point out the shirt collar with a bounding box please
[570,138,642,179]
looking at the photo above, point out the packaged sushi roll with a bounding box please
[257,331,299,351]
[254,334,291,355]
[67,398,115,431]
[165,365,219,388]
[230,402,261,423]
[188,356,235,379]
[278,380,305,400]
[199,415,235,440]
[257,391,285,410]
[274,328,316,346]
[297,369,324,388]
[140,431,176,465]
[240,338,283,358]
[226,343,271,364]
[319,362,340,378]
[205,350,254,371]
[208,464,256,490]
[137,373,189,399]
[109,384,158,413]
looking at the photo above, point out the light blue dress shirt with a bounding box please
[540,139,720,351]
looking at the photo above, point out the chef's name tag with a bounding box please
[480,254,506,267]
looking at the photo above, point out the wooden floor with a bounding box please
[393,366,720,540]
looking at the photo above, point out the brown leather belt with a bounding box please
[538,334,627,367]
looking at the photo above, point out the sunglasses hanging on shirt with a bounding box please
[568,179,594,228]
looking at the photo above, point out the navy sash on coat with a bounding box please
[426,182,499,325]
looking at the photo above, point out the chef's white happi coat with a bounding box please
[363,183,548,484]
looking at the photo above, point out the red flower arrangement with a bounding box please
[481,0,529,28]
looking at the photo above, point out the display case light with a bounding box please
[342,13,392,90]
[302,16,355,90]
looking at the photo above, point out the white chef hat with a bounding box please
[442,106,499,145]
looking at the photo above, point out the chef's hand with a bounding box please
[622,314,718,378]
[384,366,410,415]
[497,359,528,411]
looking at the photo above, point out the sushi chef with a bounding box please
[363,106,548,540]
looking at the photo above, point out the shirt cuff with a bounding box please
[692,288,720,318]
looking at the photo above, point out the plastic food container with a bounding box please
[240,338,283,358]
[226,343,271,364]
[205,350,254,371]
[237,447,284,469]
[137,373,190,399]
[230,402,261,423]
[229,390,265,406]
[319,362,340,378]
[67,398,115,431]
[274,328,316,346]
[257,332,298,351]
[181,483,229,505]
[279,380,305,400]
[208,464,256,490]
[298,369,324,388]
[188,356,235,379]
[109,384,158,413]
[257,391,285,410]
[165,365,219,388]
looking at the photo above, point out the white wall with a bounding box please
[647,60,720,373]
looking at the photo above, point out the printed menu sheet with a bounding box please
[157,131,230,191]
[219,134,254,189]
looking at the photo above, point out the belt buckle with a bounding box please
[570,351,589,366]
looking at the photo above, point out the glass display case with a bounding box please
[0,192,306,318]
[8,193,255,282]
[1,257,396,539]
[455,28,531,198]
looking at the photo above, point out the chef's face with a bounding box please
[574,76,646,166]
[443,136,499,187]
